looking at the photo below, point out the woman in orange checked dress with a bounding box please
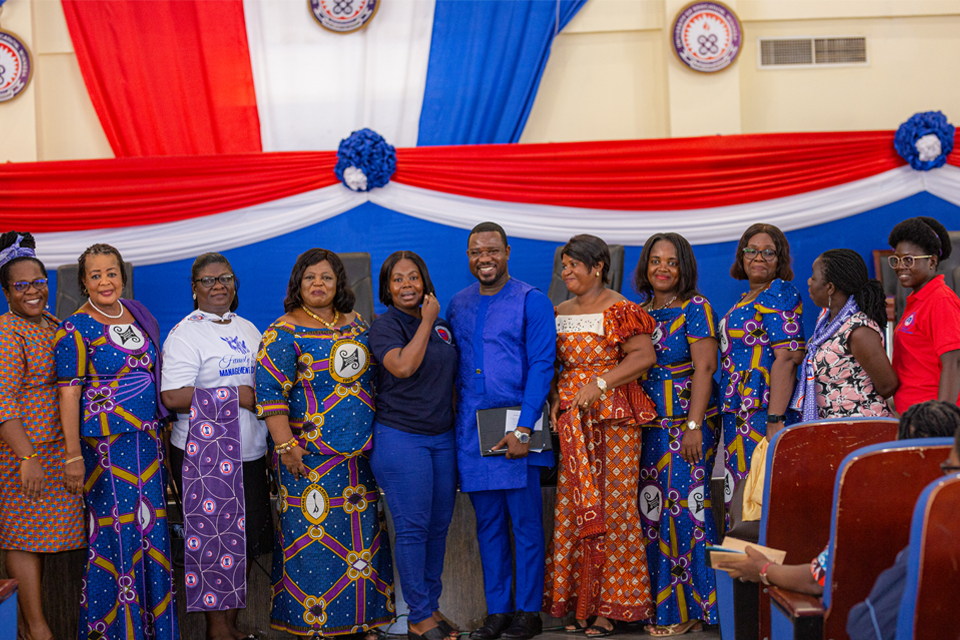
[544,235,658,637]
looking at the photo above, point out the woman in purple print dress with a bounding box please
[718,224,805,503]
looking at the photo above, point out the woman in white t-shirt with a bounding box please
[161,253,271,640]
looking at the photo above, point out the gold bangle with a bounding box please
[64,455,84,465]
[19,452,39,462]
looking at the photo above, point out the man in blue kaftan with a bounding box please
[447,222,556,640]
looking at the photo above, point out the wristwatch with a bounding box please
[685,420,701,431]
[767,414,786,424]
[512,430,531,444]
[595,377,608,392]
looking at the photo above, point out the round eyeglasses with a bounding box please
[743,248,777,261]
[194,274,236,288]
[887,254,934,269]
[10,279,48,293]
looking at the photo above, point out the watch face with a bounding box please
[516,432,530,444]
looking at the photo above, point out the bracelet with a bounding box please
[759,561,774,586]
[64,455,84,465]
[276,437,299,455]
[19,452,39,462]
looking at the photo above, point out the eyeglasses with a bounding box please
[743,248,777,261]
[888,254,935,269]
[10,279,48,293]
[941,461,960,475]
[193,274,236,288]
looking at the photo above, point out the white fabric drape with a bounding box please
[34,165,960,268]
[243,0,436,152]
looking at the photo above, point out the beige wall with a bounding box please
[3,0,960,160]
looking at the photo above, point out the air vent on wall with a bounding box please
[759,37,867,68]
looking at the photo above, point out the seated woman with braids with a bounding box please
[789,248,898,420]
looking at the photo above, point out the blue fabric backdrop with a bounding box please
[417,0,588,145]
[42,193,960,343]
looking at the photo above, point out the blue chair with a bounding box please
[768,438,953,640]
[714,417,898,640]
[0,579,17,640]
[895,471,960,640]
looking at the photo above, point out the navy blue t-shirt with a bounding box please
[368,305,458,435]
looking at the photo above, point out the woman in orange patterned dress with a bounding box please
[544,235,658,637]
[0,232,84,640]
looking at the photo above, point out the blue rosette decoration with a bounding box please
[894,111,955,171]
[334,128,397,192]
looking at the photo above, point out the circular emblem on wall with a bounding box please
[0,28,32,103]
[671,1,743,73]
[329,338,370,384]
[309,0,379,34]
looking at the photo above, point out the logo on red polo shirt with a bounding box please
[435,326,452,344]
[900,313,916,334]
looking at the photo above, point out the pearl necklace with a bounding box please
[88,299,124,319]
[650,294,678,311]
[301,305,339,329]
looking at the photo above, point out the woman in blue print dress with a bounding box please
[256,248,394,637]
[635,233,720,637]
[718,224,805,503]
[55,244,178,640]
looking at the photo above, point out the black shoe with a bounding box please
[470,613,515,640]
[501,611,543,640]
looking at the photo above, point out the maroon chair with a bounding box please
[769,439,954,640]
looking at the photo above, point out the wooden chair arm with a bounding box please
[0,579,17,604]
[769,586,825,617]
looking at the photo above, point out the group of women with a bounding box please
[1,214,959,640]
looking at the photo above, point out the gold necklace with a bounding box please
[301,305,339,329]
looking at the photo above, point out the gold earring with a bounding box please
[596,271,600,277]
[193,293,197,300]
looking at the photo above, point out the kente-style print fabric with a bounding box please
[545,300,656,622]
[718,279,804,502]
[182,386,246,612]
[0,311,84,553]
[639,297,720,625]
[256,318,395,635]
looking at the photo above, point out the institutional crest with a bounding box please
[0,27,32,102]
[671,1,743,73]
[309,0,379,34]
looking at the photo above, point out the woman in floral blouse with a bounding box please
[790,249,898,420]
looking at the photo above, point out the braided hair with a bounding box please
[888,216,952,267]
[819,249,887,329]
[0,232,45,291]
[898,400,960,440]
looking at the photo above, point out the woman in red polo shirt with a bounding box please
[889,216,960,412]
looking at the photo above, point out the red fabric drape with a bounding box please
[4,130,957,231]
[61,0,262,157]
[3,153,337,231]
[395,131,910,210]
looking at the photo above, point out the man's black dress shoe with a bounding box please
[501,611,543,640]
[469,613,515,640]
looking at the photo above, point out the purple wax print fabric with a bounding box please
[183,386,246,612]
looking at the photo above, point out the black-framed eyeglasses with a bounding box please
[193,274,236,288]
[888,254,935,269]
[941,461,960,475]
[743,248,777,261]
[11,279,48,293]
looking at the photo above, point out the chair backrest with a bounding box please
[339,252,375,324]
[882,231,960,322]
[55,262,135,320]
[821,438,954,640]
[547,244,625,305]
[897,472,960,640]
[756,418,899,639]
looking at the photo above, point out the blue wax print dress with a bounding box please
[639,296,720,626]
[55,313,178,640]
[718,279,804,504]
[256,317,395,636]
